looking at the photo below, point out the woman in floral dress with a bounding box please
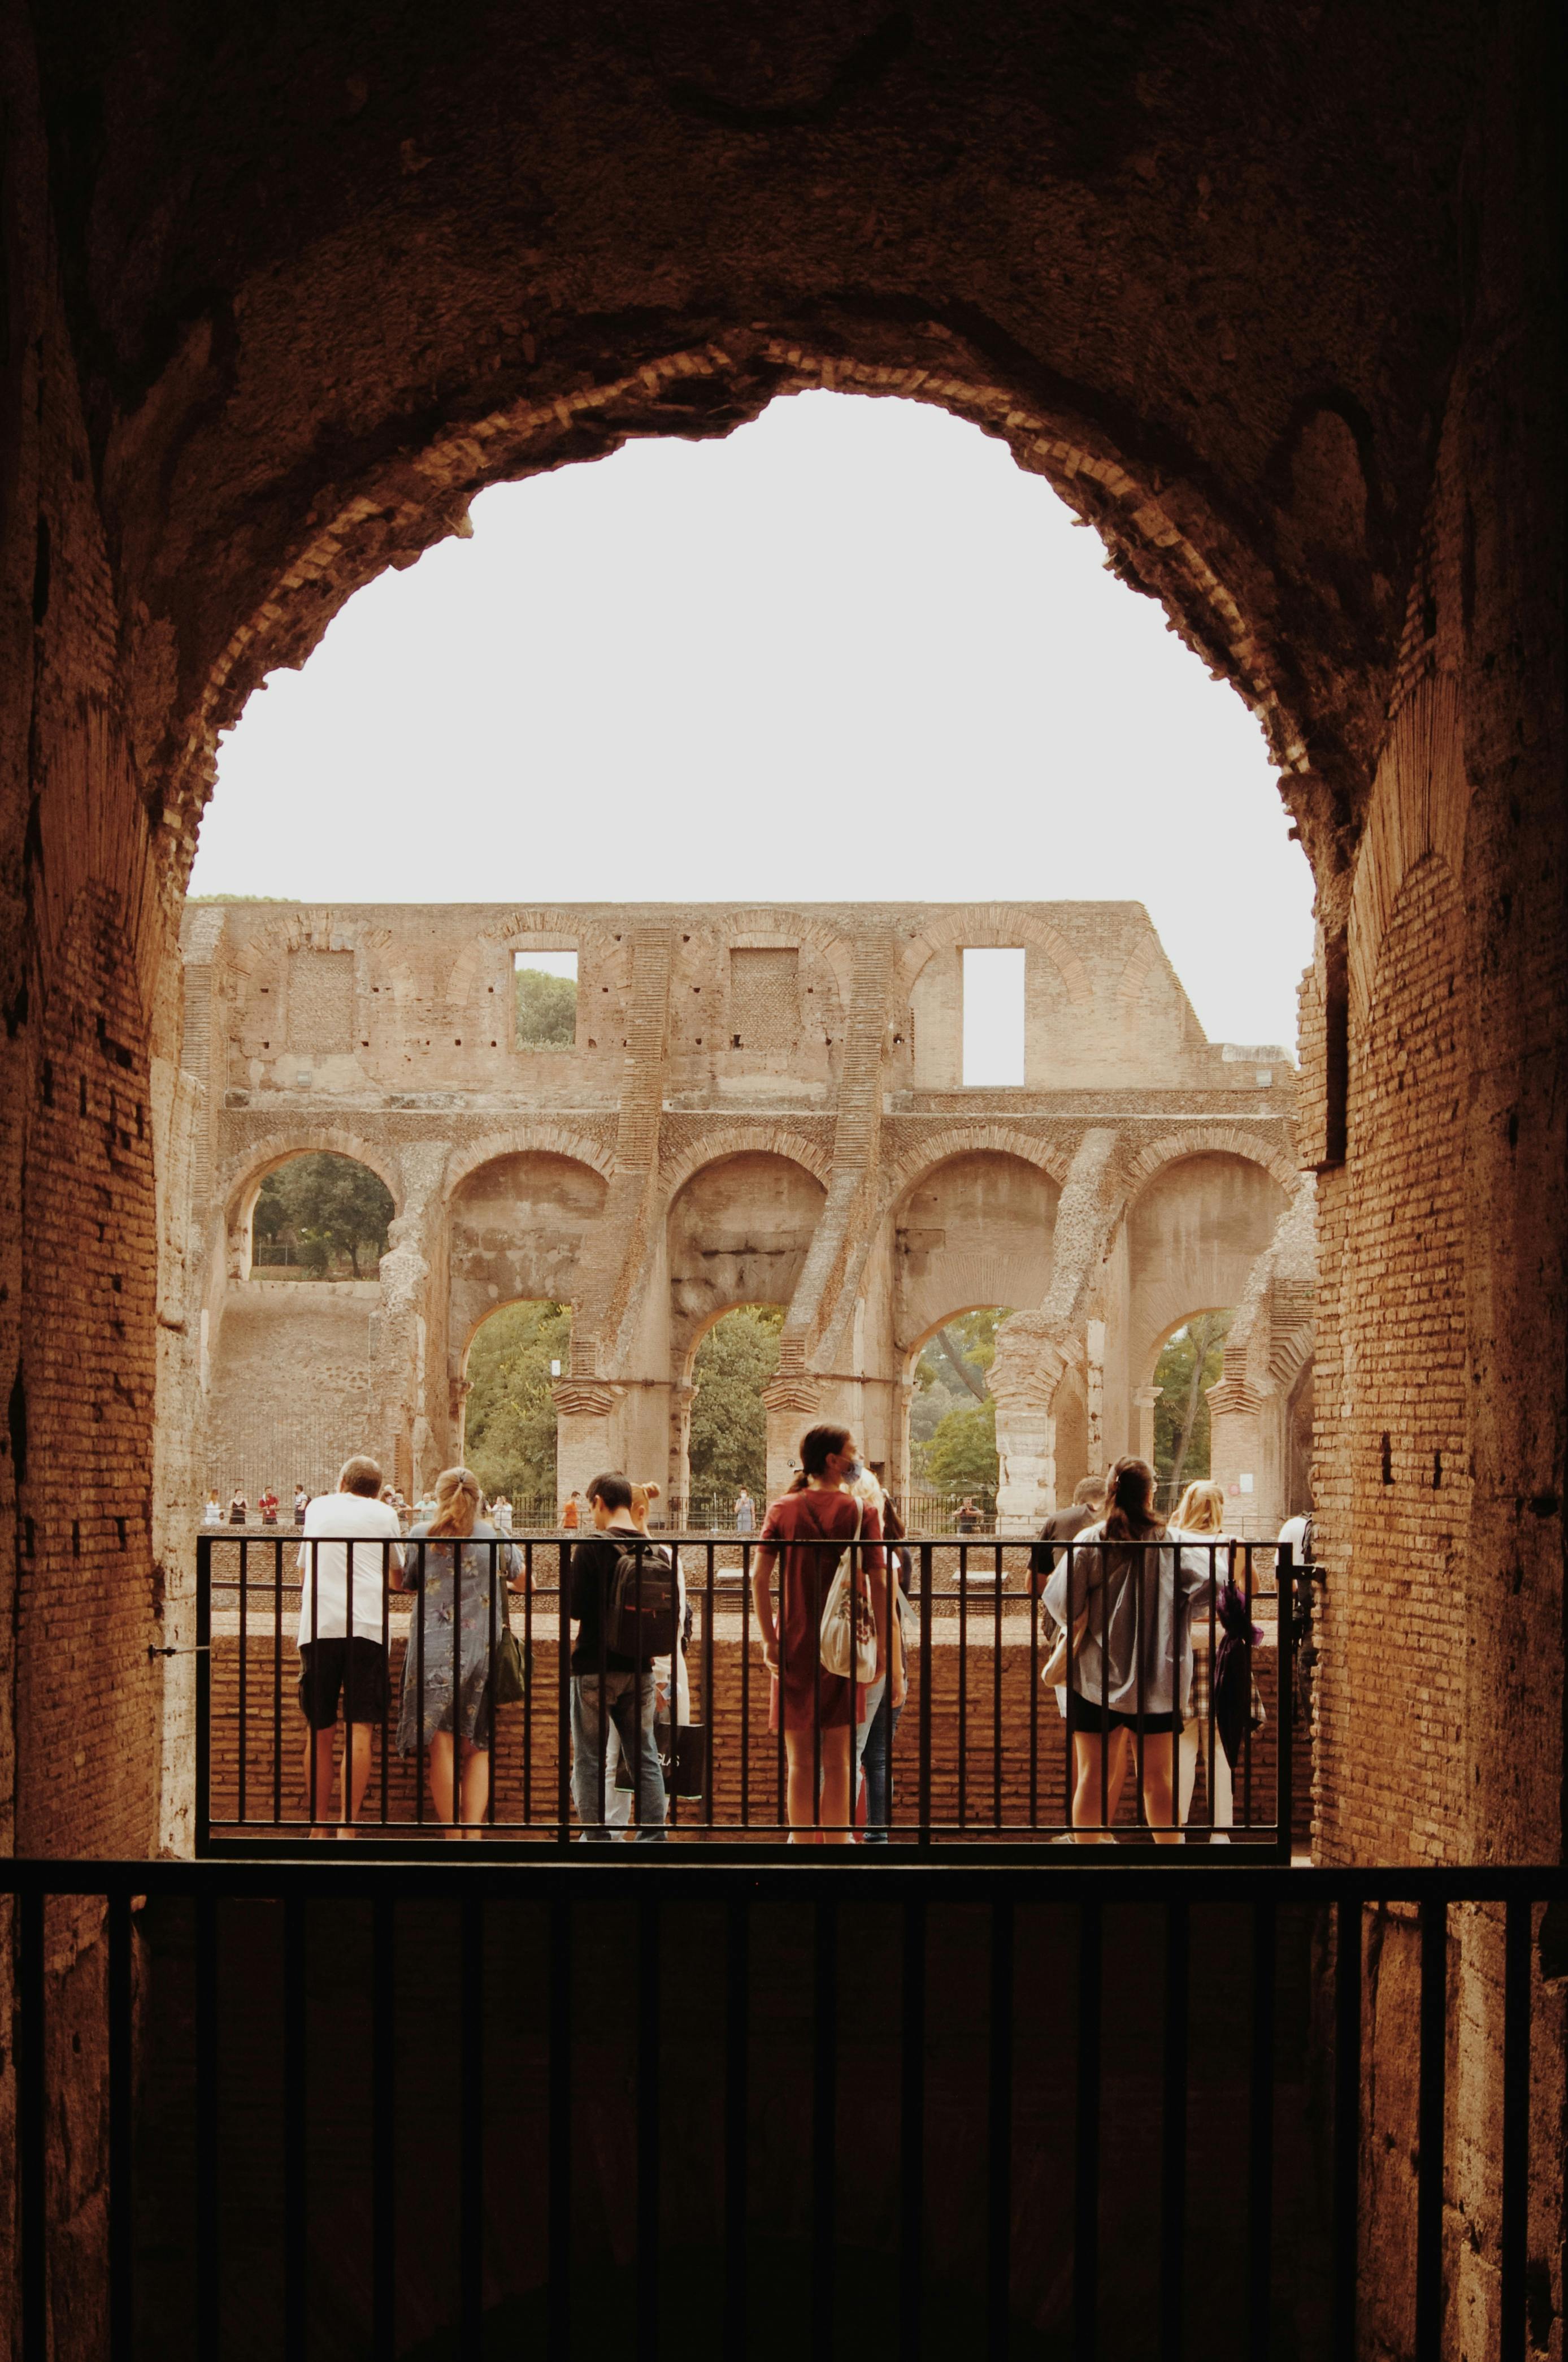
[394,1466,522,1835]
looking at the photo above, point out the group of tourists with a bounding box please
[279,1428,1281,1841]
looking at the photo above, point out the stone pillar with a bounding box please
[760,1372,821,1507]
[1132,1384,1162,1469]
[989,1325,1067,1536]
[449,1375,472,1466]
[1206,1376,1266,1538]
[367,1143,447,1496]
[670,1381,697,1520]
[1085,1318,1106,1469]
[552,1379,625,1511]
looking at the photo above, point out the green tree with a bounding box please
[1153,1311,1232,1490]
[252,1154,394,1278]
[515,964,577,1047]
[688,1305,784,1503]
[923,1397,999,1494]
[463,1300,572,1505]
[910,1307,1011,1481]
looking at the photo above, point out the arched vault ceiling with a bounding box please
[39,0,1493,918]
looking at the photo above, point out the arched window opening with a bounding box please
[685,1304,783,1531]
[1152,1312,1233,1507]
[905,1308,1013,1535]
[250,1152,393,1281]
[462,1300,571,1530]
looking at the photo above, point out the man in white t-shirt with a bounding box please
[296,1454,404,1832]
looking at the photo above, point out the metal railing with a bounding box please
[3,1854,1558,2361]
[194,1533,1304,1851]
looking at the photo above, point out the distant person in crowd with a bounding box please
[490,1494,514,1533]
[561,1490,581,1532]
[955,1496,981,1535]
[733,1488,756,1536]
[297,1455,405,1834]
[392,1466,520,1837]
[753,1424,886,1844]
[1029,1476,1106,1592]
[202,1490,223,1527]
[228,1490,248,1526]
[293,1484,308,1527]
[567,1473,668,1840]
[855,1480,910,1843]
[1044,1456,1211,1845]
[1167,1480,1235,1841]
[258,1485,279,1527]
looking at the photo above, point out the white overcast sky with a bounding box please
[193,390,1314,1052]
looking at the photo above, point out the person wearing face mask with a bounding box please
[752,1423,886,1843]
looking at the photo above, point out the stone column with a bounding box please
[1206,1376,1266,1537]
[552,1379,625,1510]
[449,1375,472,1466]
[367,1143,447,1496]
[760,1372,821,1506]
[1132,1384,1162,1468]
[670,1381,697,1521]
[1085,1318,1106,1470]
[989,1325,1067,1536]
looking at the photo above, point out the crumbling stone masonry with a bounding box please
[180,896,1309,1544]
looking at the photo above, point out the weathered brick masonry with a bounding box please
[0,2,1560,2351]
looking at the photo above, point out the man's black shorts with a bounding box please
[297,1637,388,1729]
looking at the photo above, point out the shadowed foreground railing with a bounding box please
[195,1534,1306,1852]
[5,1858,1560,2361]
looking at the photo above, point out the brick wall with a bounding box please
[206,1615,1291,1841]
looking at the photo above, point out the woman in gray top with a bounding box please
[393,1465,522,1836]
[1043,1455,1211,1844]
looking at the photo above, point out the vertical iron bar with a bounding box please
[309,1537,320,1827]
[452,1537,462,1834]
[1028,1551,1039,1831]
[108,1886,134,2362]
[813,1897,837,2360]
[196,1533,213,1849]
[637,1898,661,2360]
[524,1541,535,1829]
[461,1892,485,2351]
[704,1539,717,1831]
[487,1541,498,1827]
[1074,1896,1102,2362]
[813,1537,823,1836]
[380,1538,392,1828]
[548,1897,572,2359]
[1331,1897,1361,2359]
[1415,1900,1447,2360]
[1275,1541,1293,1854]
[900,1895,926,2362]
[1241,1545,1254,1832]
[992,1540,1003,1831]
[194,1891,219,2362]
[416,1543,427,1828]
[957,1542,968,1830]
[557,1541,572,1842]
[1246,1900,1276,2361]
[987,1896,1015,2361]
[19,1888,46,2362]
[1159,1899,1189,2362]
[632,1542,643,1835]
[272,1531,284,1827]
[917,1543,933,1844]
[283,1893,307,2356]
[723,1896,749,2356]
[1500,1897,1531,2360]
[372,1893,396,2362]
[740,1538,752,1830]
[236,1536,247,1827]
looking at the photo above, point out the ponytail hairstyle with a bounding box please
[798,1423,853,1479]
[629,1478,661,1532]
[428,1465,482,1540]
[1101,1455,1163,1542]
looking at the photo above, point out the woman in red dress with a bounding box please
[752,1424,885,1842]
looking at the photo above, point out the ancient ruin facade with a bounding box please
[178,898,1310,1541]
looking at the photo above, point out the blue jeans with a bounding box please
[855,1678,906,1842]
[571,1670,667,1839]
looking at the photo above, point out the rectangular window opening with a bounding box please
[962,948,1026,1086]
[514,950,578,1050]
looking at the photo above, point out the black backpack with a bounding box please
[608,1541,679,1662]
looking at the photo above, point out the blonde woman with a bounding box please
[1168,1479,1235,1840]
[392,1466,521,1836]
